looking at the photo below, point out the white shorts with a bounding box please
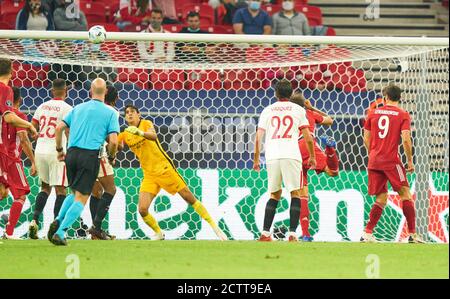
[35,153,68,187]
[266,159,303,193]
[97,157,114,178]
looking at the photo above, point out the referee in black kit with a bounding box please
[47,78,120,246]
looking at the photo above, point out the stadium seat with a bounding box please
[181,3,215,26]
[101,41,139,62]
[326,26,337,36]
[0,11,18,25]
[0,21,12,29]
[201,25,233,34]
[163,24,186,33]
[245,46,278,63]
[261,4,281,16]
[295,5,323,26]
[89,22,120,32]
[185,70,221,90]
[11,62,50,88]
[175,0,201,20]
[150,69,185,90]
[222,69,261,90]
[79,2,107,24]
[0,0,24,20]
[122,24,144,32]
[92,0,120,22]
[117,68,149,89]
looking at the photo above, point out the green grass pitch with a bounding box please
[0,240,448,279]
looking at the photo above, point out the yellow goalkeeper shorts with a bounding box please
[140,166,187,195]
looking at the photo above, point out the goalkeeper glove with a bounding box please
[125,126,144,137]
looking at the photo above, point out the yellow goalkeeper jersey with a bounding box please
[118,119,174,176]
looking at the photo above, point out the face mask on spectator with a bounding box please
[188,27,200,32]
[248,1,261,11]
[151,21,162,29]
[282,1,294,11]
[30,2,41,10]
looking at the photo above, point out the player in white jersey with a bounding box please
[88,85,119,240]
[28,79,73,239]
[253,80,316,242]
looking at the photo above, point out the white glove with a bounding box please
[125,126,144,137]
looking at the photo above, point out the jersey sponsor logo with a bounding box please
[374,109,399,116]
[5,100,12,107]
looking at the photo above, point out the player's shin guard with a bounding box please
[263,199,279,232]
[142,213,161,234]
[5,199,24,236]
[365,202,384,233]
[402,200,416,234]
[32,191,49,222]
[289,198,301,232]
[56,194,75,222]
[89,196,100,222]
[56,201,84,239]
[325,147,339,172]
[53,195,66,219]
[299,197,310,237]
[93,193,114,229]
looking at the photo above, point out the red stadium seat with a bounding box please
[200,25,233,34]
[91,0,120,22]
[222,69,261,90]
[117,68,149,89]
[0,0,24,19]
[150,69,185,90]
[122,24,144,32]
[175,0,201,20]
[11,62,50,88]
[163,24,185,33]
[261,4,281,16]
[0,21,12,29]
[79,2,107,23]
[89,22,120,32]
[185,70,221,90]
[181,3,214,26]
[295,5,322,26]
[101,41,139,62]
[326,26,337,36]
[245,46,278,63]
[0,11,18,25]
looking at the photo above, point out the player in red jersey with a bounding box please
[0,58,37,201]
[290,93,340,241]
[361,84,423,243]
[2,87,37,239]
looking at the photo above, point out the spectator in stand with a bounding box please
[152,0,180,24]
[272,0,310,35]
[117,0,152,29]
[137,8,175,63]
[16,0,55,30]
[232,0,272,35]
[53,0,88,31]
[176,12,209,62]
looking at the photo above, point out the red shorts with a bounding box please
[0,152,9,188]
[368,164,409,195]
[7,159,30,199]
[299,139,327,187]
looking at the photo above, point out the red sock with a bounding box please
[325,147,339,172]
[365,202,384,233]
[299,197,310,237]
[402,200,416,234]
[6,200,24,236]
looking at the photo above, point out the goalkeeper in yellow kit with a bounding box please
[118,105,227,240]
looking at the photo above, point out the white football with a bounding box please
[88,25,107,44]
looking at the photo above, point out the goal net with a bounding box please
[0,31,448,243]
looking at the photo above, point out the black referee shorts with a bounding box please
[65,147,101,195]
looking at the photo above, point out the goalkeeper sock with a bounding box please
[142,213,161,234]
[325,147,339,172]
[263,198,279,232]
[56,194,75,222]
[32,191,49,222]
[402,200,416,234]
[5,199,24,236]
[56,201,84,239]
[299,197,310,237]
[192,200,217,228]
[53,195,66,219]
[365,202,384,233]
[289,197,301,232]
[89,196,100,223]
[93,192,114,229]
